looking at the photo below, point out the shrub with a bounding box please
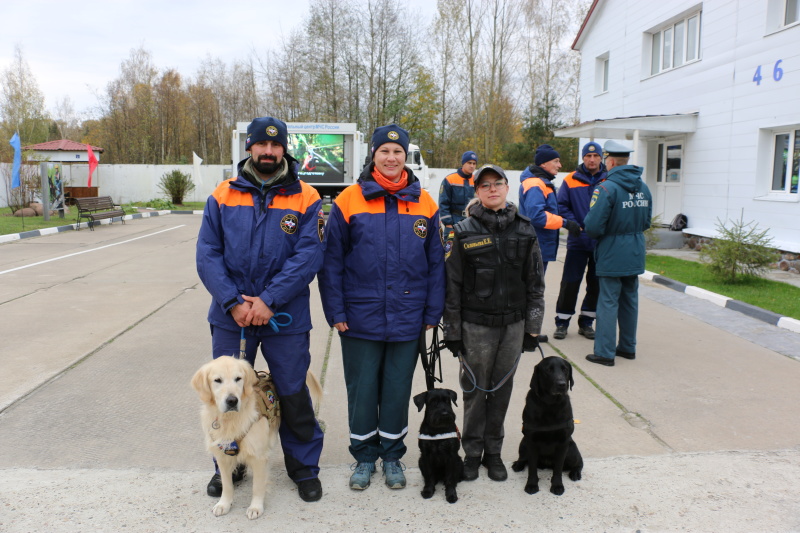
[644,214,662,250]
[157,170,195,205]
[699,212,780,283]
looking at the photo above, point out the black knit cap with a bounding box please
[246,117,289,152]
[371,124,409,155]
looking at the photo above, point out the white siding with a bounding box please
[575,0,800,251]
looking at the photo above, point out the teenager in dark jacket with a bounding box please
[443,164,545,483]
[553,142,607,341]
[584,141,652,366]
[319,124,446,491]
[196,116,325,503]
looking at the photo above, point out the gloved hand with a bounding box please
[563,219,582,238]
[522,334,539,352]
[445,339,466,357]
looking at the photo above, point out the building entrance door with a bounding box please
[655,142,683,222]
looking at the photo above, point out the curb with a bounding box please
[0,210,202,244]
[641,270,800,334]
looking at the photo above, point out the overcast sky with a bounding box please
[0,0,437,118]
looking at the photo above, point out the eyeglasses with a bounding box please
[477,180,507,191]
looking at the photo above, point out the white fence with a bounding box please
[2,162,562,208]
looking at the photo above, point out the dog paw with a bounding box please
[446,491,458,504]
[421,488,434,499]
[511,460,525,472]
[246,505,264,520]
[569,470,582,482]
[524,483,539,495]
[550,484,565,496]
[212,502,232,517]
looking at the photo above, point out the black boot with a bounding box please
[206,464,246,497]
[462,456,481,481]
[482,454,508,481]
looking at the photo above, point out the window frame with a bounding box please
[770,129,800,195]
[595,51,610,95]
[647,11,702,77]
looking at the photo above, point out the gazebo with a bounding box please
[22,140,104,202]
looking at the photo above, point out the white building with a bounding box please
[557,0,800,252]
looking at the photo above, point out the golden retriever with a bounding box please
[191,355,322,519]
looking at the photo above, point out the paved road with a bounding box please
[1,214,799,532]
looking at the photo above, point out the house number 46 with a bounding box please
[753,60,784,85]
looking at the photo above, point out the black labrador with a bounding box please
[511,356,583,495]
[413,388,462,503]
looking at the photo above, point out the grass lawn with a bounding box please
[646,254,800,320]
[0,202,203,236]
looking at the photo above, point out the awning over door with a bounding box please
[554,113,698,140]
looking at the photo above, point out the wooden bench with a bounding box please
[74,196,126,231]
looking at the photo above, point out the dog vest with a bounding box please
[419,427,461,441]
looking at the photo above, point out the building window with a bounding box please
[771,130,800,194]
[649,12,701,76]
[786,0,800,25]
[595,52,609,94]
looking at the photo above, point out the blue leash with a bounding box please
[238,313,293,359]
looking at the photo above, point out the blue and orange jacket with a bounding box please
[196,154,324,335]
[438,169,475,226]
[318,163,446,342]
[558,163,606,251]
[519,165,563,262]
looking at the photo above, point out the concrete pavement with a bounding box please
[1,214,799,532]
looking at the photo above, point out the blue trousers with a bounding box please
[555,249,598,328]
[211,326,324,482]
[340,336,418,463]
[593,275,639,360]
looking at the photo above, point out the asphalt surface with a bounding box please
[1,214,799,532]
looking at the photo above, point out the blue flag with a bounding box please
[9,132,21,189]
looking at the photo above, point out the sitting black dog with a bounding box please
[511,356,583,495]
[413,388,462,503]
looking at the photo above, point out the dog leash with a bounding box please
[458,350,522,394]
[237,313,294,359]
[419,324,444,391]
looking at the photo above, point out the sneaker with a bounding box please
[585,353,614,366]
[296,478,323,502]
[206,464,246,497]
[462,455,481,481]
[616,350,636,360]
[481,454,508,481]
[578,325,595,339]
[382,460,406,489]
[553,325,568,339]
[349,462,375,490]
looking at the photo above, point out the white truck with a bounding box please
[231,122,429,199]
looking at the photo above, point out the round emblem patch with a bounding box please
[266,126,279,137]
[413,219,428,238]
[280,214,299,234]
[388,130,399,140]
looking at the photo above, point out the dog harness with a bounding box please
[418,427,461,441]
[212,371,280,456]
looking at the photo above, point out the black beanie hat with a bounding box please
[534,144,560,166]
[371,124,410,155]
[246,117,289,152]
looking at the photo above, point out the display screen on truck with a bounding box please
[289,133,345,183]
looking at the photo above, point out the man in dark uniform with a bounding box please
[439,151,478,237]
[583,140,652,366]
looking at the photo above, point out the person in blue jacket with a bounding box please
[439,150,478,235]
[318,124,446,491]
[583,140,652,366]
[519,144,581,272]
[196,116,326,502]
[552,141,607,341]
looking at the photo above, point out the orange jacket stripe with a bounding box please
[213,179,254,207]
[336,184,438,223]
[521,177,563,229]
[269,181,321,214]
[445,173,474,186]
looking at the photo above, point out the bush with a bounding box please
[699,212,780,283]
[157,170,195,204]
